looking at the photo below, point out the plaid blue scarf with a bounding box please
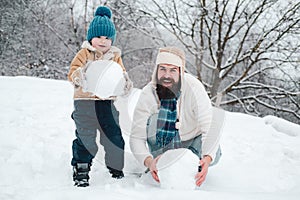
[156,98,182,150]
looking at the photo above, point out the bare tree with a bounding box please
[106,0,164,87]
[0,0,86,79]
[0,0,161,86]
[1,0,298,122]
[135,0,300,123]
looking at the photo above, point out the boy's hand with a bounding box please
[71,67,84,87]
[123,72,133,96]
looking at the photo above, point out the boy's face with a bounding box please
[91,36,112,54]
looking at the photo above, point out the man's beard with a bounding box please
[156,78,181,99]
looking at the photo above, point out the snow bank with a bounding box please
[263,115,300,136]
[1,76,300,200]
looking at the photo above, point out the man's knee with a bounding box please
[182,135,202,159]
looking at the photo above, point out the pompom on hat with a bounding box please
[86,6,116,43]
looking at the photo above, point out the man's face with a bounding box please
[157,64,180,88]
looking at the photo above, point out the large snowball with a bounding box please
[84,60,126,98]
[157,148,199,190]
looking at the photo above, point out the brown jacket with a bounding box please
[68,41,126,100]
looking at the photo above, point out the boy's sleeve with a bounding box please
[68,49,88,82]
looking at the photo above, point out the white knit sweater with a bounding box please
[130,72,221,166]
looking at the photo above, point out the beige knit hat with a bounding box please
[155,47,185,69]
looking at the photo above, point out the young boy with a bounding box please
[68,6,132,187]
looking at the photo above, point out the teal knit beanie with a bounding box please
[86,6,116,44]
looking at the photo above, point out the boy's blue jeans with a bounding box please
[146,113,221,166]
[71,100,124,171]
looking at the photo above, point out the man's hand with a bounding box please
[144,155,161,183]
[195,155,212,186]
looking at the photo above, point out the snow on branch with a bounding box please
[231,81,299,95]
[20,0,76,54]
[222,92,300,119]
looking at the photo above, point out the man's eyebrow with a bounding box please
[168,67,179,71]
[159,65,178,70]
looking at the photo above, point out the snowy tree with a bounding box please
[0,0,76,79]
[1,0,299,123]
[107,0,163,87]
[134,0,300,123]
[0,0,161,87]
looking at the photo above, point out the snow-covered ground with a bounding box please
[1,76,300,200]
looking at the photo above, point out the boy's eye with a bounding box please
[98,36,109,39]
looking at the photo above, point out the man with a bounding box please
[130,46,222,186]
